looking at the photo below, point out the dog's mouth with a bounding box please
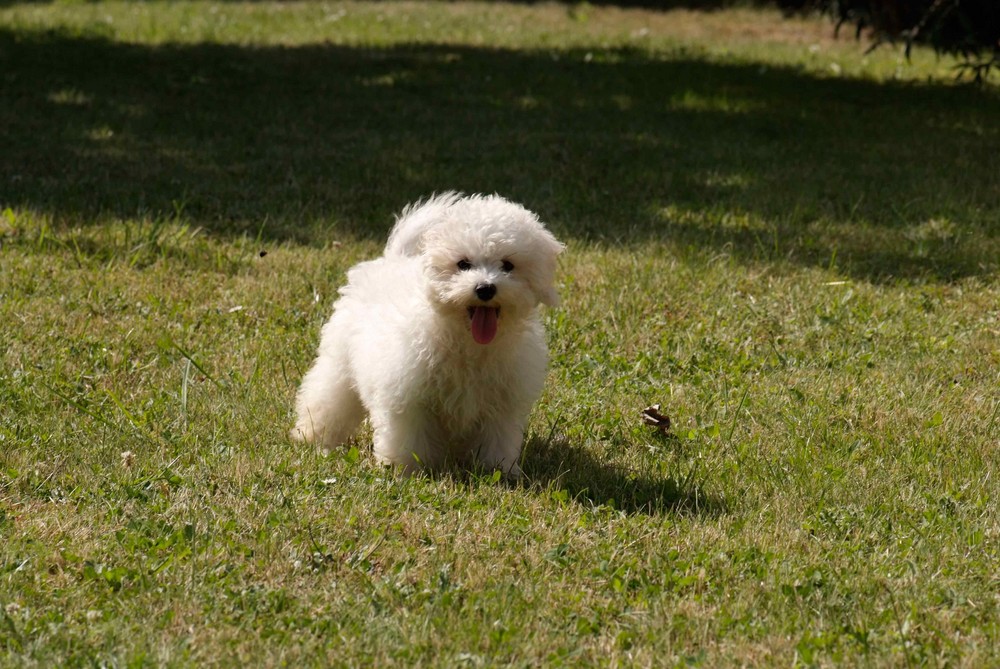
[467,306,500,345]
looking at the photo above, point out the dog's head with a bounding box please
[390,194,563,345]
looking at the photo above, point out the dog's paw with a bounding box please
[289,425,312,443]
[504,462,524,481]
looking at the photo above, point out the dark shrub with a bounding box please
[777,0,1000,81]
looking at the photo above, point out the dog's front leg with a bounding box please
[473,422,525,478]
[371,410,441,473]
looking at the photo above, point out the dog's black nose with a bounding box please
[475,282,497,302]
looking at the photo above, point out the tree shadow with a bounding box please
[521,435,726,516]
[0,0,770,9]
[2,28,997,280]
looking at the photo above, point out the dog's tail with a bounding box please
[385,191,464,257]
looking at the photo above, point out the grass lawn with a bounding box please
[2,1,999,665]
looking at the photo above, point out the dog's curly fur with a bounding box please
[292,193,564,475]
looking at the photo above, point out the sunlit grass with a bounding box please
[1,1,998,666]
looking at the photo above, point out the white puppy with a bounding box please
[292,193,564,475]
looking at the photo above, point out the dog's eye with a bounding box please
[457,259,472,271]
[501,260,514,273]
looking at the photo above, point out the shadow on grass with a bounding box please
[0,0,774,10]
[2,28,997,280]
[522,435,726,516]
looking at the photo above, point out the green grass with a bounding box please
[1,1,999,666]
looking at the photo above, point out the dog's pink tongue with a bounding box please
[470,307,499,345]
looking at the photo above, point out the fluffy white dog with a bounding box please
[292,193,564,475]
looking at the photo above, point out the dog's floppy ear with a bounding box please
[531,232,565,307]
[385,192,463,257]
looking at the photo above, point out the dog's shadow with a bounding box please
[519,435,726,517]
